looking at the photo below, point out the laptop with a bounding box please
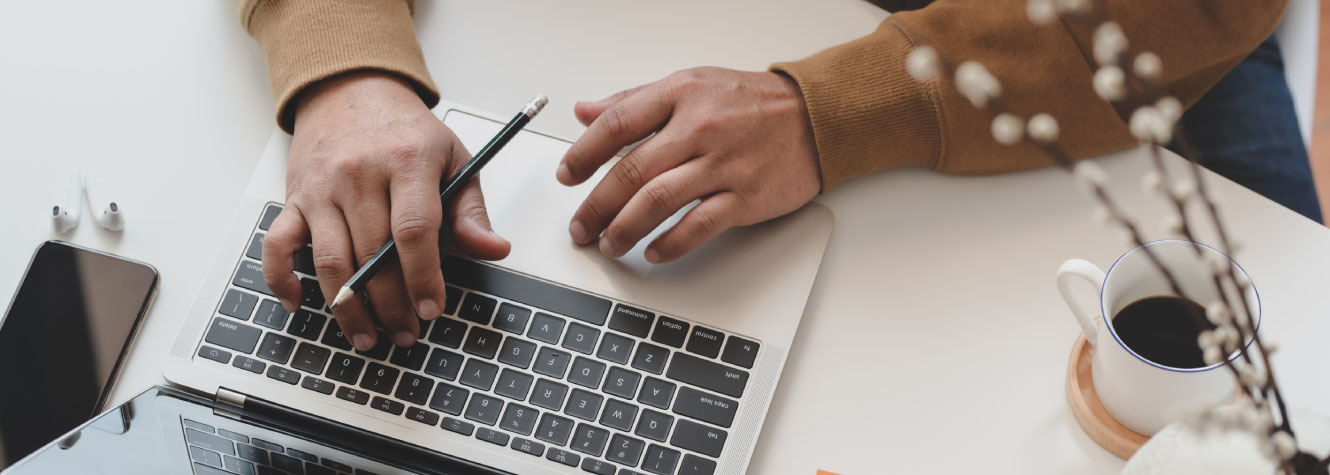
[7,101,833,475]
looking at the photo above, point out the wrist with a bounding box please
[293,71,423,124]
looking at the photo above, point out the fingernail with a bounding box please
[599,237,618,257]
[645,248,661,264]
[393,331,418,348]
[556,164,572,184]
[569,220,589,244]
[417,299,440,321]
[352,333,374,351]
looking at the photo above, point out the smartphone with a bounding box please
[0,241,158,467]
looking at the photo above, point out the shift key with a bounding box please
[232,260,272,296]
[204,317,263,354]
[666,353,748,398]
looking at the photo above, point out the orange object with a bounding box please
[817,471,844,475]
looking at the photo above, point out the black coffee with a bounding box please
[1112,296,1215,369]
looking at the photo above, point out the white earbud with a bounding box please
[82,173,124,232]
[51,170,83,234]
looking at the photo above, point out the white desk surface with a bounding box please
[3,2,1329,474]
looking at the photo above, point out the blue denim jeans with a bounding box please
[1172,35,1323,222]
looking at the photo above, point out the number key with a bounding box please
[325,352,365,385]
[358,363,399,395]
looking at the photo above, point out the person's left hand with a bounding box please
[557,67,821,263]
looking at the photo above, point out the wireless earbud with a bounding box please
[51,170,83,234]
[82,173,124,232]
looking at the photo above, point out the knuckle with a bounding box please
[333,156,369,178]
[455,196,490,223]
[613,158,647,191]
[690,206,723,238]
[312,249,351,277]
[385,141,428,168]
[581,198,609,223]
[641,182,675,217]
[602,106,632,138]
[392,212,439,245]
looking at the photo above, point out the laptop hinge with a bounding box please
[214,387,247,417]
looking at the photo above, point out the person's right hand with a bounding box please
[261,71,511,351]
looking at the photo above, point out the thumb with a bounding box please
[574,84,650,126]
[448,176,511,261]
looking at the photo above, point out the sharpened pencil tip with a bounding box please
[330,286,355,310]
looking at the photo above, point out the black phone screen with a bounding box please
[0,241,158,467]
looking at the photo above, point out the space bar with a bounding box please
[442,255,613,326]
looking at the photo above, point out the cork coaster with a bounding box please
[1066,333,1150,459]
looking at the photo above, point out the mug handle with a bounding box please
[1057,259,1107,345]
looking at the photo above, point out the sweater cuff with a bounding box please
[771,21,939,191]
[244,0,440,134]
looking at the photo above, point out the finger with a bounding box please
[308,206,378,351]
[340,187,420,348]
[573,84,651,126]
[262,204,309,312]
[645,192,745,263]
[567,128,694,246]
[387,160,448,323]
[598,158,718,259]
[447,141,512,261]
[559,83,674,186]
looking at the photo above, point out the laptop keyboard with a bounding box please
[182,418,376,475]
[195,204,761,475]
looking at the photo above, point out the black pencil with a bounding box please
[329,94,548,310]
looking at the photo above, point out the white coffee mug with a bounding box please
[1056,240,1260,435]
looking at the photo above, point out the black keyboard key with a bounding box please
[183,419,215,433]
[321,459,353,473]
[596,333,634,365]
[463,327,503,359]
[395,372,433,405]
[223,455,255,475]
[457,293,497,325]
[678,454,717,475]
[293,247,316,276]
[220,289,259,320]
[198,345,231,364]
[652,317,689,348]
[684,327,724,358]
[499,403,540,435]
[511,437,545,457]
[390,343,430,371]
[406,407,440,426]
[427,317,467,348]
[232,260,273,296]
[258,204,281,230]
[300,278,324,310]
[186,428,236,455]
[233,355,266,374]
[359,363,400,395]
[442,286,463,315]
[190,446,224,468]
[306,461,336,475]
[237,444,268,465]
[720,335,760,369]
[266,366,300,385]
[442,255,612,325]
[429,383,469,416]
[270,453,302,474]
[600,399,638,432]
[531,379,570,411]
[672,386,738,428]
[670,419,727,458]
[667,353,748,398]
[562,323,599,355]
[245,233,265,261]
[536,412,575,446]
[370,396,405,415]
[441,417,475,436]
[205,317,263,354]
[321,319,353,351]
[424,347,464,381]
[460,359,499,391]
[217,429,249,443]
[301,376,335,395]
[527,312,566,344]
[608,304,654,338]
[642,445,681,475]
[495,369,534,400]
[607,434,646,467]
[355,332,393,360]
[251,438,282,452]
[497,337,538,369]
[252,300,290,330]
[635,409,673,442]
[291,343,331,374]
[571,423,610,456]
[637,378,675,409]
[534,347,572,378]
[192,462,229,475]
[476,427,510,446]
[464,393,504,426]
[568,357,607,388]
[603,365,641,400]
[546,448,581,467]
[325,352,366,384]
[287,310,326,340]
[583,459,617,475]
[257,333,296,364]
[336,386,371,405]
[564,389,603,422]
[287,448,318,463]
[493,302,532,334]
[630,342,669,375]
